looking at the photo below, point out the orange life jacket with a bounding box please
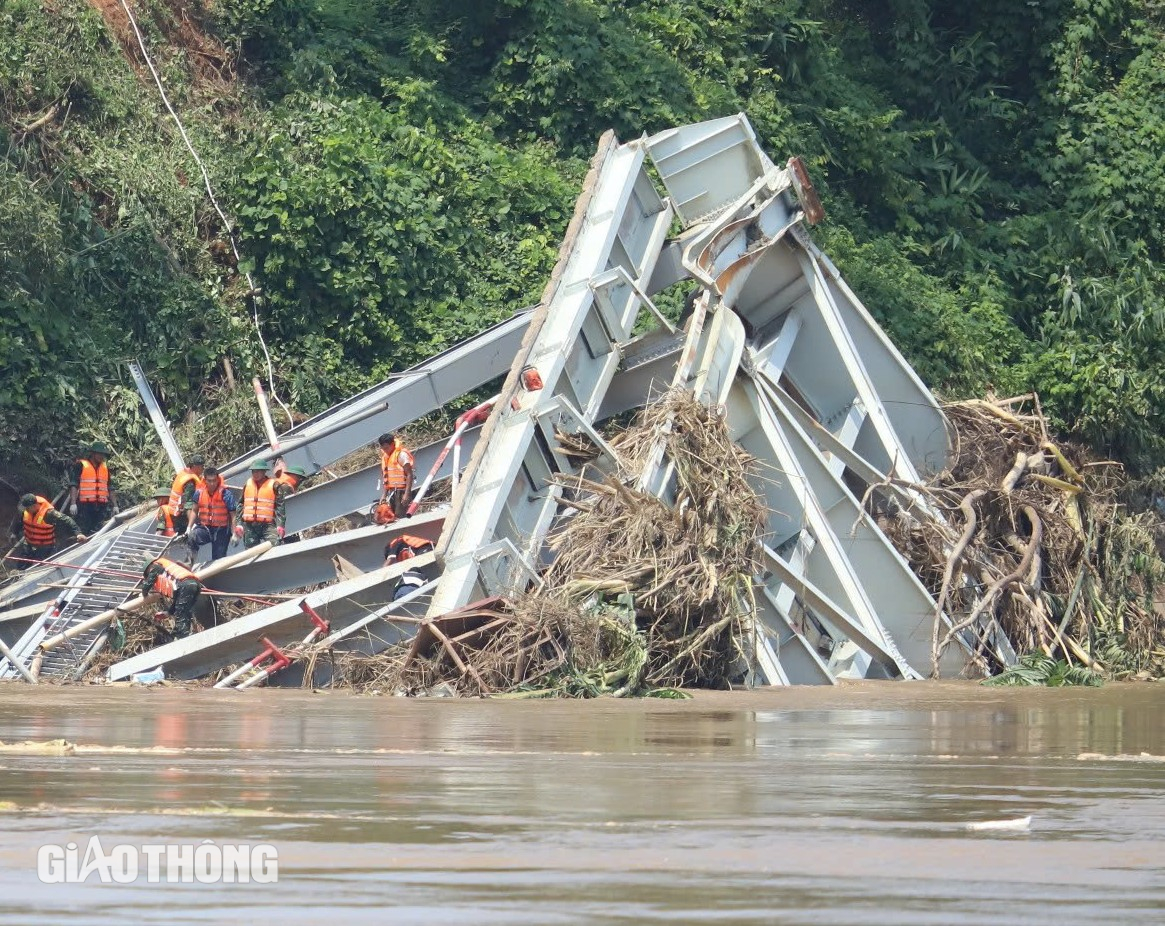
[152,557,197,598]
[380,440,412,490]
[156,507,175,537]
[22,497,56,547]
[197,482,231,528]
[387,534,434,560]
[77,459,110,503]
[275,473,300,494]
[169,470,202,518]
[242,477,276,523]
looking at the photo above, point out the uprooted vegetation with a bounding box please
[331,391,1165,698]
[873,395,1165,681]
[334,392,767,697]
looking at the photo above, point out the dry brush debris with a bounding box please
[872,394,1165,680]
[331,392,766,697]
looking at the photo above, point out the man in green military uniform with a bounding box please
[138,555,203,639]
[234,458,286,548]
[6,494,87,568]
[68,441,116,535]
[170,453,206,536]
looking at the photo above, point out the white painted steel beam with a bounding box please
[430,131,674,614]
[129,362,186,472]
[208,512,445,595]
[0,311,533,616]
[272,429,482,536]
[107,553,438,682]
[220,310,532,480]
[647,114,774,225]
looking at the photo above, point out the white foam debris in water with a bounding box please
[1077,752,1165,762]
[965,815,1032,833]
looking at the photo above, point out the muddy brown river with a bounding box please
[0,681,1161,924]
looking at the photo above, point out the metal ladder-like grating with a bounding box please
[0,530,176,681]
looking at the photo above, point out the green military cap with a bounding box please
[86,441,112,455]
[19,493,37,508]
[152,487,171,498]
[249,457,270,471]
[285,465,310,477]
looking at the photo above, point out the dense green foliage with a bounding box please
[3,0,1165,491]
[982,652,1104,687]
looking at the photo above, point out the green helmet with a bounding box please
[284,464,309,477]
[151,487,171,498]
[19,493,37,508]
[249,457,270,471]
[86,440,112,455]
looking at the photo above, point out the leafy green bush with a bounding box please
[983,652,1104,688]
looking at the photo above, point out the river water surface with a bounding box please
[0,681,1161,924]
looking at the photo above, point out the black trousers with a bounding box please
[76,501,110,534]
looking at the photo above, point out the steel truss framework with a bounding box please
[1,114,993,687]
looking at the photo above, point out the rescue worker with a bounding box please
[235,458,285,548]
[7,494,87,567]
[151,488,176,537]
[272,463,309,544]
[384,535,434,601]
[168,454,205,536]
[383,534,435,565]
[275,463,310,495]
[68,441,115,535]
[377,433,414,519]
[189,466,236,561]
[138,555,203,639]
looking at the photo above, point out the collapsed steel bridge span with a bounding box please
[0,114,1006,688]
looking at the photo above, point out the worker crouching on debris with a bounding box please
[237,458,285,548]
[7,494,88,566]
[139,556,203,639]
[189,466,236,560]
[385,535,434,601]
[151,488,176,536]
[378,433,414,519]
[68,441,115,535]
[168,453,205,536]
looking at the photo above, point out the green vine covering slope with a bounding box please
[2,0,1165,494]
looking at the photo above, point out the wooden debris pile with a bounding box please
[873,394,1165,679]
[532,392,767,690]
[335,597,606,696]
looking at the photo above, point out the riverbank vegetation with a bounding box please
[3,1,1165,480]
[3,1,1165,676]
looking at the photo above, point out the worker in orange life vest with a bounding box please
[235,458,285,548]
[151,487,177,537]
[188,465,237,560]
[138,556,203,638]
[6,493,87,567]
[377,432,414,519]
[168,453,206,536]
[384,534,434,601]
[68,440,115,535]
